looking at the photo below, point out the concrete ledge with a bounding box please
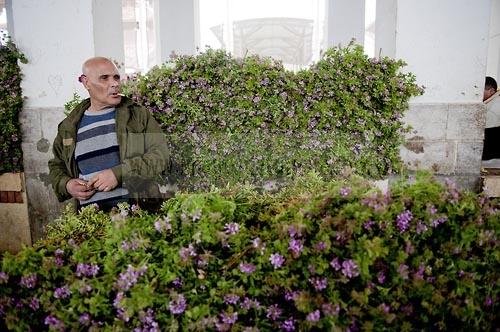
[0,172,24,191]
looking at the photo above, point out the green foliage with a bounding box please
[0,40,27,174]
[119,45,423,190]
[1,173,498,331]
[63,92,82,117]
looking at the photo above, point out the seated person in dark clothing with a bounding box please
[482,76,500,162]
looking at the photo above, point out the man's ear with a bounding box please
[79,74,89,89]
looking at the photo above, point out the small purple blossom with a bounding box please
[416,221,428,234]
[44,315,65,331]
[396,210,413,233]
[485,296,493,307]
[341,259,360,278]
[314,241,326,251]
[281,317,296,331]
[288,225,302,238]
[269,253,285,269]
[29,297,40,310]
[306,310,321,322]
[224,222,240,235]
[398,264,409,280]
[19,274,37,288]
[154,216,172,233]
[288,238,303,257]
[179,244,197,261]
[172,277,183,288]
[169,294,187,314]
[0,272,8,283]
[54,286,71,299]
[115,265,147,291]
[321,303,340,317]
[239,262,256,274]
[220,312,238,325]
[266,304,282,321]
[79,312,91,326]
[309,277,328,291]
[431,216,447,228]
[377,271,386,284]
[340,187,351,197]
[224,294,240,305]
[363,220,375,230]
[76,263,100,278]
[284,290,299,301]
[330,257,341,271]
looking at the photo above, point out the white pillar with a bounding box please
[395,0,490,103]
[374,0,397,58]
[92,0,125,70]
[326,0,365,47]
[487,0,500,80]
[155,0,197,62]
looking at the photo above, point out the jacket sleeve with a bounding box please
[48,128,72,202]
[111,108,170,184]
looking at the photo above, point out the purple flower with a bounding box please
[169,294,187,314]
[224,294,240,305]
[416,221,428,234]
[284,290,299,301]
[396,210,413,233]
[179,244,197,262]
[79,284,93,294]
[240,297,260,310]
[266,304,282,321]
[0,272,8,283]
[314,242,326,251]
[115,265,147,291]
[431,216,447,228]
[269,253,285,269]
[321,303,340,317]
[224,222,240,235]
[76,263,100,278]
[79,312,91,326]
[414,264,425,280]
[288,225,302,238]
[377,271,386,284]
[29,297,40,310]
[398,264,409,280]
[154,216,172,233]
[309,277,328,291]
[330,257,341,271]
[54,286,71,299]
[44,315,65,331]
[341,259,360,278]
[363,220,375,230]
[485,296,493,307]
[288,238,303,257]
[239,262,256,274]
[172,277,183,288]
[281,317,296,331]
[220,312,238,325]
[19,274,37,288]
[306,310,321,322]
[340,187,351,197]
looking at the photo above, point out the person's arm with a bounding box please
[48,129,73,202]
[111,108,170,184]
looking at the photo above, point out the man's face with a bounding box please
[484,86,496,101]
[83,60,122,110]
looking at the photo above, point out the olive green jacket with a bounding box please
[48,97,169,207]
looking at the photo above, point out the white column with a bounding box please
[487,0,500,80]
[9,0,95,108]
[374,0,397,58]
[395,0,490,103]
[155,0,197,62]
[326,0,365,47]
[92,0,125,70]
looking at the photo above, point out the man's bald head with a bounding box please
[80,57,122,112]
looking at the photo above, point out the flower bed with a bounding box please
[121,45,423,190]
[1,173,498,331]
[0,40,26,174]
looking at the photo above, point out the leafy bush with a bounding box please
[120,45,423,190]
[0,40,27,174]
[1,173,498,331]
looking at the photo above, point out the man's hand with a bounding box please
[88,169,118,192]
[66,179,95,200]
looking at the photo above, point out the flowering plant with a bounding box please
[0,40,27,174]
[119,45,423,190]
[1,172,498,330]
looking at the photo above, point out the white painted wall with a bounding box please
[92,0,125,69]
[327,0,365,47]
[487,0,500,81]
[156,0,196,62]
[9,0,94,108]
[395,0,490,103]
[374,0,397,58]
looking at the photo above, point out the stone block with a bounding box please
[400,140,456,174]
[455,141,483,174]
[22,142,52,173]
[446,103,485,140]
[19,108,41,144]
[482,175,500,197]
[0,172,23,191]
[40,108,66,142]
[404,103,448,140]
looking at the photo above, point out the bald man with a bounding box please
[49,57,169,211]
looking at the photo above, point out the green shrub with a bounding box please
[0,40,27,174]
[120,45,423,190]
[1,173,498,331]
